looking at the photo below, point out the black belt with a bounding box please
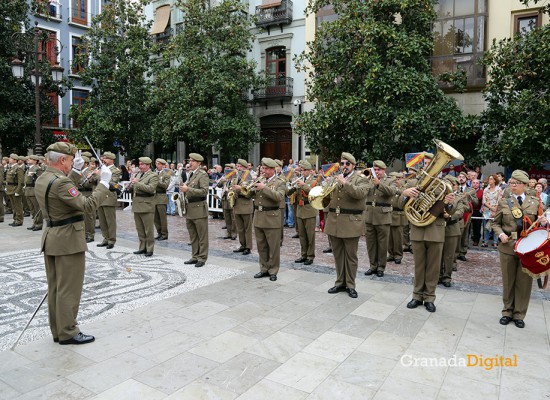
[109,188,118,192]
[370,202,391,207]
[254,205,279,211]
[447,219,458,226]
[46,215,84,227]
[393,207,403,211]
[25,184,35,187]
[7,182,17,186]
[329,207,363,215]
[156,190,167,194]
[238,194,247,199]
[135,193,154,197]
[188,197,206,203]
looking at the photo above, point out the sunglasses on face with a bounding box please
[340,161,351,166]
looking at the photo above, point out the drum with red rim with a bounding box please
[514,228,550,278]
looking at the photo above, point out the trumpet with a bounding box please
[287,176,304,191]
[240,176,266,196]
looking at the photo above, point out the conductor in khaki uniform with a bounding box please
[154,158,170,241]
[6,154,25,226]
[492,170,543,329]
[96,152,121,249]
[181,153,209,268]
[326,152,369,298]
[252,158,287,281]
[232,159,254,255]
[290,160,318,265]
[364,160,398,277]
[129,157,159,256]
[25,155,43,230]
[401,185,456,313]
[35,142,112,344]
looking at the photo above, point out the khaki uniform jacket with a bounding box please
[131,170,159,213]
[492,194,540,256]
[155,170,171,205]
[0,164,4,190]
[324,172,369,238]
[79,167,96,193]
[253,176,286,229]
[35,166,109,256]
[24,165,42,196]
[6,164,24,195]
[185,169,209,220]
[365,175,398,225]
[102,165,121,207]
[390,192,407,227]
[294,175,320,219]
[445,194,468,237]
[233,172,254,215]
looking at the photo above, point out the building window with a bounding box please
[72,0,87,25]
[431,0,487,89]
[72,89,88,128]
[71,36,87,74]
[38,30,58,65]
[266,46,286,79]
[514,12,541,35]
[151,5,172,44]
[45,93,59,128]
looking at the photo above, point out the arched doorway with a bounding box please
[260,115,292,162]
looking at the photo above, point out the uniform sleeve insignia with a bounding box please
[68,187,79,197]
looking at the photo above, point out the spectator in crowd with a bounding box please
[528,178,537,191]
[535,182,548,208]
[482,174,503,247]
[120,164,130,181]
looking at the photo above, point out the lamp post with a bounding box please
[293,98,303,161]
[11,21,64,156]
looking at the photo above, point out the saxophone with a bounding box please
[403,139,463,227]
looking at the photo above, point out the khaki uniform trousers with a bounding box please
[23,194,30,214]
[388,225,404,260]
[44,252,85,341]
[440,236,460,283]
[235,213,253,250]
[134,212,155,253]
[255,226,281,275]
[331,235,360,289]
[187,217,208,262]
[223,207,237,238]
[500,252,533,320]
[98,205,117,244]
[81,191,95,240]
[403,223,412,250]
[154,204,168,238]
[458,218,471,257]
[297,216,316,260]
[28,195,43,228]
[411,240,444,303]
[365,223,390,272]
[0,190,4,221]
[8,194,23,224]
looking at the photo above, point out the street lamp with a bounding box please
[11,21,64,156]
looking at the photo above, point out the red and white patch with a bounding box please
[68,187,79,197]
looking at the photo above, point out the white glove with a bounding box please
[14,193,20,197]
[73,150,84,171]
[99,165,112,189]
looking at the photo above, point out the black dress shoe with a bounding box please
[32,227,42,231]
[11,223,22,226]
[304,259,313,265]
[53,337,59,343]
[499,316,512,325]
[406,299,423,309]
[86,238,94,243]
[133,250,146,255]
[27,226,34,230]
[443,281,451,287]
[291,234,299,238]
[514,319,525,328]
[223,236,232,239]
[254,271,269,278]
[195,261,205,268]
[395,259,402,264]
[59,332,95,345]
[376,271,384,277]
[184,259,198,264]
[96,242,108,247]
[233,247,245,253]
[295,257,306,263]
[106,244,114,249]
[155,235,163,240]
[322,248,333,253]
[144,252,153,257]
[347,288,358,298]
[364,269,376,276]
[242,249,251,255]
[457,255,467,261]
[328,286,346,294]
[231,237,237,240]
[270,274,277,281]
[222,226,227,229]
[157,236,167,241]
[403,247,412,253]
[424,302,436,313]
[387,257,395,262]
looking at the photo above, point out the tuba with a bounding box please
[403,139,463,227]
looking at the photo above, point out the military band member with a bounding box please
[291,161,318,265]
[0,158,4,223]
[96,152,121,249]
[6,154,25,226]
[217,163,237,240]
[387,172,406,264]
[154,158,170,241]
[326,152,369,298]
[232,159,254,255]
[24,155,43,230]
[181,153,209,268]
[492,170,543,329]
[35,142,112,344]
[456,171,478,261]
[130,157,159,256]
[275,159,289,245]
[252,158,287,281]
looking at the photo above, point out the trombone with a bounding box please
[240,176,266,196]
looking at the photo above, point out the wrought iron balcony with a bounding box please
[253,76,293,100]
[255,0,293,29]
[153,28,173,44]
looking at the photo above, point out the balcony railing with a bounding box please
[153,28,173,44]
[36,3,63,20]
[255,0,293,28]
[431,54,486,89]
[43,113,68,129]
[253,76,293,100]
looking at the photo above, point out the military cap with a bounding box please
[261,157,277,168]
[341,152,356,165]
[82,155,90,163]
[275,159,283,167]
[188,153,204,162]
[47,142,77,156]
[458,171,468,178]
[38,155,45,161]
[9,153,18,159]
[2,157,8,161]
[373,160,387,169]
[20,156,28,161]
[511,170,530,184]
[444,174,458,185]
[237,159,248,168]
[408,166,418,173]
[300,161,313,170]
[90,157,97,163]
[155,158,168,165]
[102,151,116,160]
[29,155,40,161]
[224,163,234,168]
[139,156,153,164]
[82,151,93,158]
[423,152,434,160]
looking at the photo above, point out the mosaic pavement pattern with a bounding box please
[0,246,243,351]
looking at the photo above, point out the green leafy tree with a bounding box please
[477,2,550,169]
[294,0,471,163]
[70,0,154,158]
[150,0,264,160]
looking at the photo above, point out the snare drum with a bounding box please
[514,228,550,279]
